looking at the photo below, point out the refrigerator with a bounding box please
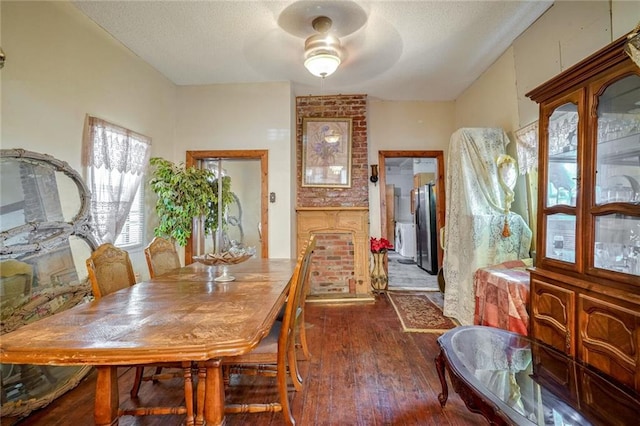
[414,183,438,274]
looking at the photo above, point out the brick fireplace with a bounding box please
[296,94,371,300]
[296,207,370,298]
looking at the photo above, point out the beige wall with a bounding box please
[1,1,176,166]
[451,0,639,233]
[454,48,527,220]
[1,2,296,269]
[513,0,636,127]
[175,83,294,258]
[367,100,455,235]
[3,0,638,269]
[1,1,176,278]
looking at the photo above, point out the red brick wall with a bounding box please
[296,94,369,208]
[296,94,370,296]
[310,233,355,294]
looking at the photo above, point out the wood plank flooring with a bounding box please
[12,294,484,425]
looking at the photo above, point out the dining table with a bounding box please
[0,257,297,426]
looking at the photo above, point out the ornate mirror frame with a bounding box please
[1,149,98,420]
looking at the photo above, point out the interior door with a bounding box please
[185,150,268,264]
[378,150,446,269]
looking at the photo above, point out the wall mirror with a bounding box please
[1,149,97,421]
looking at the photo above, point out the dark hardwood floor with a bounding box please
[11,294,484,425]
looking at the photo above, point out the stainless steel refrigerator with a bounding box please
[414,183,438,274]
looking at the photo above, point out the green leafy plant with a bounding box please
[149,157,233,247]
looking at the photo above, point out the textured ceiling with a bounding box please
[72,0,553,101]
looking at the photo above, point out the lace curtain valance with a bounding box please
[514,121,538,175]
[84,117,151,175]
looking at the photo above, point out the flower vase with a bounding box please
[370,251,388,293]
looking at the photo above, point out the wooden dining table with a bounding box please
[0,257,296,426]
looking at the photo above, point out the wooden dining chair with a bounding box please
[144,236,181,278]
[295,237,315,363]
[271,235,316,390]
[223,235,316,426]
[287,235,316,391]
[86,243,136,299]
[86,243,195,421]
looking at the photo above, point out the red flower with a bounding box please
[370,237,393,253]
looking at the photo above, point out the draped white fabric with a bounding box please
[443,128,532,325]
[83,117,151,244]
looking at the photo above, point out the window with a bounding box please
[115,181,144,248]
[83,116,151,246]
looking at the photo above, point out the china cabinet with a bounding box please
[526,32,640,393]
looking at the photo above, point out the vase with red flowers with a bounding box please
[370,237,393,293]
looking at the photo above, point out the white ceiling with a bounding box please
[72,0,553,102]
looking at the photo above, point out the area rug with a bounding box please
[387,292,458,333]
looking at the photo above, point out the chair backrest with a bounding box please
[293,235,316,326]
[86,243,136,299]
[279,235,316,351]
[144,237,181,278]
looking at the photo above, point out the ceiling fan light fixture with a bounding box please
[304,52,341,78]
[303,16,343,78]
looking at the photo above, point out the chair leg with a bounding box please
[130,366,145,398]
[278,356,295,426]
[288,345,302,392]
[297,314,312,360]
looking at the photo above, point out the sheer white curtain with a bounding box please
[514,121,538,176]
[443,128,532,325]
[83,116,151,244]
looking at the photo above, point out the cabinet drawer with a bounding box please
[578,294,640,392]
[530,276,575,355]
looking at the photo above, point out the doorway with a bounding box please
[185,150,268,264]
[378,150,445,269]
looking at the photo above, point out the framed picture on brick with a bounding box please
[302,117,352,188]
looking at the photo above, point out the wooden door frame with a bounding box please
[378,150,446,268]
[185,150,268,264]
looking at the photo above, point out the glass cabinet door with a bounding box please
[593,74,640,277]
[544,101,579,264]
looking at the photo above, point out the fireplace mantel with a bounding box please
[296,207,371,300]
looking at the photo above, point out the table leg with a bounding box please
[94,366,119,425]
[196,359,225,426]
[183,361,195,426]
[435,350,448,407]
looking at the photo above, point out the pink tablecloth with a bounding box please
[473,260,530,335]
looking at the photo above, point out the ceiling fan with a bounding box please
[277,0,369,79]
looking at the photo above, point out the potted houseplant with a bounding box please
[149,157,234,248]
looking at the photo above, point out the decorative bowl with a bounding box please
[193,251,252,266]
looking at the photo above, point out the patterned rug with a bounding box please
[387,292,458,333]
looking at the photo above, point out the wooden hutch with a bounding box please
[526,33,640,392]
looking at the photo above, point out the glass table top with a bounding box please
[438,326,639,426]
